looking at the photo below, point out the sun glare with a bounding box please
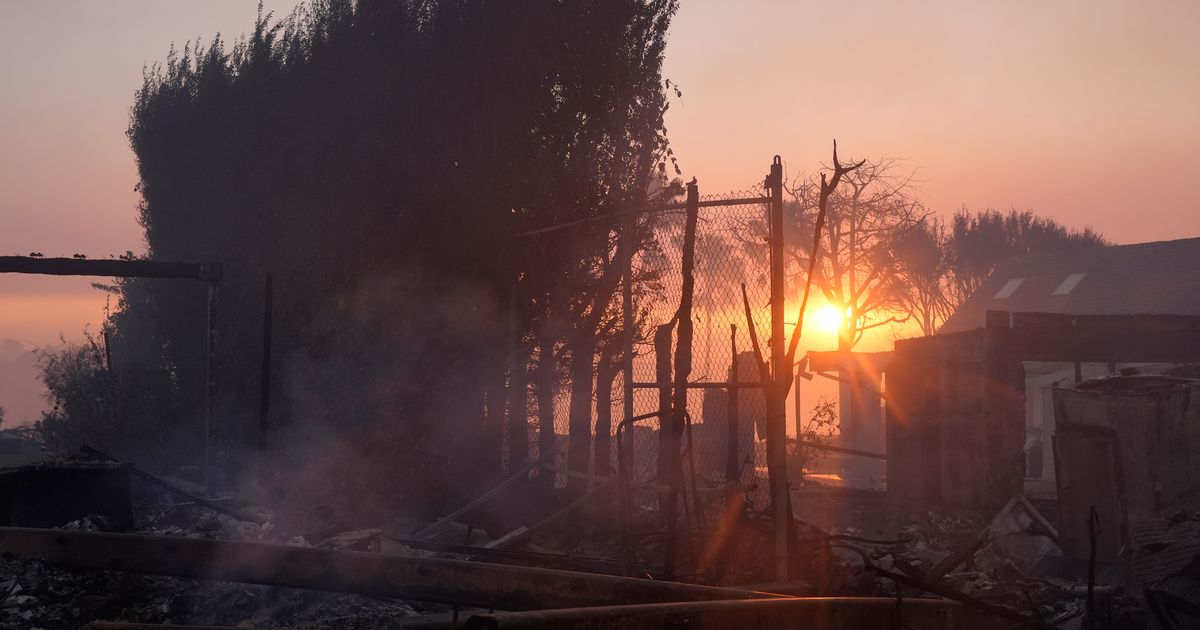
[812,304,844,333]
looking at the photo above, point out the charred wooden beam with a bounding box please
[0,527,780,610]
[0,256,221,281]
[462,596,960,629]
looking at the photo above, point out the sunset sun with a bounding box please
[812,304,844,333]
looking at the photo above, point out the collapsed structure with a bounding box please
[4,209,1199,627]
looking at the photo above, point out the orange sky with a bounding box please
[2,0,1198,350]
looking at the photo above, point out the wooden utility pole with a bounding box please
[766,156,791,581]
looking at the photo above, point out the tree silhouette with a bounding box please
[102,0,678,511]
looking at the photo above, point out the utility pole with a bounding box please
[766,156,791,580]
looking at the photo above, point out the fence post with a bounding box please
[766,155,791,581]
[204,280,219,495]
[726,324,740,484]
[653,322,675,573]
[670,178,700,576]
[621,211,635,469]
[258,273,273,451]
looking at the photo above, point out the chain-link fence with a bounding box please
[618,185,773,513]
[498,165,785,575]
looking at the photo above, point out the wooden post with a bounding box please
[668,179,700,576]
[766,156,791,580]
[258,274,273,451]
[654,322,675,573]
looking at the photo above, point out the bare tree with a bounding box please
[893,217,955,336]
[785,156,928,351]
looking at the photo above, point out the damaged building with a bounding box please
[880,237,1200,627]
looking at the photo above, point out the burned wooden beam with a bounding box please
[0,256,221,281]
[462,596,960,629]
[0,527,781,610]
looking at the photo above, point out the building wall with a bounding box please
[886,328,1026,510]
[1053,377,1200,558]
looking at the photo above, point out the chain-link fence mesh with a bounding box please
[615,186,774,513]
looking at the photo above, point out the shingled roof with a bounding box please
[940,237,1200,333]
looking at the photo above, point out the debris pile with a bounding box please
[0,554,422,630]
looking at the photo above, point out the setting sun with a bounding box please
[811,304,844,334]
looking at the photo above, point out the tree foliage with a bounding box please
[63,0,678,513]
[785,154,1109,340]
[945,207,1109,307]
[892,207,1109,335]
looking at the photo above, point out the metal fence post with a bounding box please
[621,213,635,467]
[258,273,273,451]
[726,324,740,484]
[767,156,791,581]
[204,280,219,495]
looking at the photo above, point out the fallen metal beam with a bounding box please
[463,596,960,629]
[0,256,220,281]
[0,527,781,610]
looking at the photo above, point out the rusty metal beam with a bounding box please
[0,527,781,610]
[0,256,220,281]
[462,597,960,629]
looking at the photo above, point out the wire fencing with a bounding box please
[619,185,774,513]
[502,166,785,576]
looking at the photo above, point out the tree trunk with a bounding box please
[594,353,618,479]
[533,340,558,494]
[506,352,530,471]
[481,353,506,480]
[565,335,597,499]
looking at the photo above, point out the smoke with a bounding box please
[243,267,504,533]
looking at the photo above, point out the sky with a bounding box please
[1,0,1199,420]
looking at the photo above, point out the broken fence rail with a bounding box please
[0,527,783,610]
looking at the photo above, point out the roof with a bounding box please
[940,237,1200,333]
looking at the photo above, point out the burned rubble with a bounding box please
[4,224,1200,630]
[3,1,1199,624]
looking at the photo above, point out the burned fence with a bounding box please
[0,256,224,491]
[505,158,797,582]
